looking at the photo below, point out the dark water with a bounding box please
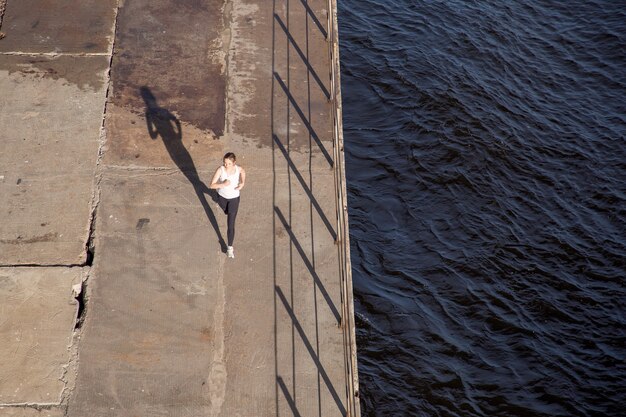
[338,1,626,415]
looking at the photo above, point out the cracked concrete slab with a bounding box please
[0,55,109,265]
[0,0,117,53]
[0,0,358,413]
[67,170,225,416]
[0,267,83,404]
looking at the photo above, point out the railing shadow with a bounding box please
[273,134,336,241]
[296,0,327,38]
[274,13,330,100]
[276,285,346,416]
[275,206,341,323]
[140,86,227,253]
[271,0,348,415]
[273,71,334,167]
[277,376,303,417]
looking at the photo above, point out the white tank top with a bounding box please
[217,165,241,199]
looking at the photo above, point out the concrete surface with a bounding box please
[0,0,117,53]
[0,55,110,265]
[0,0,357,415]
[0,267,83,404]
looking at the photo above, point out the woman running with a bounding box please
[210,152,246,258]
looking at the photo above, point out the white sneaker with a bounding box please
[227,246,234,258]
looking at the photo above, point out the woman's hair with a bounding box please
[223,152,236,163]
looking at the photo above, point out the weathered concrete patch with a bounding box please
[0,267,83,404]
[107,0,226,139]
[0,55,109,265]
[0,0,117,53]
[67,170,223,416]
[0,408,64,417]
[0,55,107,91]
[225,0,269,143]
[102,102,224,169]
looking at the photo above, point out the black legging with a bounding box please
[217,195,240,246]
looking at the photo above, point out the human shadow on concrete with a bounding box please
[140,86,227,252]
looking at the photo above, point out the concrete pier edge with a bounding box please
[0,0,360,414]
[327,0,361,415]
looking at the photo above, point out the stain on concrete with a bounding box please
[136,218,150,230]
[0,0,117,53]
[200,326,213,341]
[0,232,58,244]
[0,55,108,91]
[110,0,226,135]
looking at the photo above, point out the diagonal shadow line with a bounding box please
[274,13,330,100]
[273,134,337,241]
[276,286,347,416]
[273,71,334,167]
[297,0,328,38]
[277,376,303,417]
[274,206,341,324]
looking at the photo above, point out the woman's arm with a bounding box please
[209,167,229,189]
[235,167,246,190]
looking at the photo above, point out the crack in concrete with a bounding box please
[0,0,6,35]
[58,268,90,414]
[0,264,86,267]
[0,402,60,409]
[81,6,119,269]
[73,277,88,330]
[0,52,110,56]
[56,3,123,415]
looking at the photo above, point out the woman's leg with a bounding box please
[225,197,240,246]
[217,194,229,215]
